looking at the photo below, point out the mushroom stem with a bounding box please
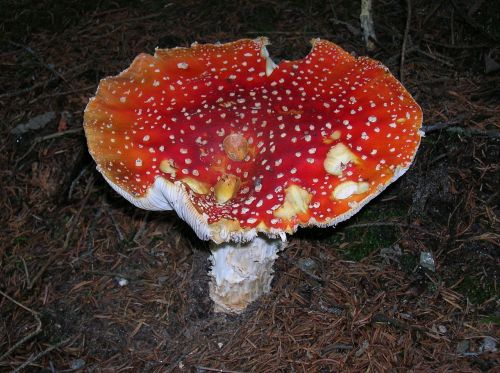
[209,236,286,313]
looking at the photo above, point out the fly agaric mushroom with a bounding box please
[84,38,423,313]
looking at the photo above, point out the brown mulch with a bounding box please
[0,0,498,372]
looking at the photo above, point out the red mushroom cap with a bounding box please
[84,38,423,243]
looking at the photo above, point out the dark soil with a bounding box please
[1,0,499,372]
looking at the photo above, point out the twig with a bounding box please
[164,357,184,372]
[30,84,97,103]
[400,0,412,82]
[317,299,345,316]
[450,7,455,45]
[8,40,67,83]
[322,344,353,354]
[372,313,417,331]
[68,164,90,200]
[21,257,31,286]
[133,211,150,242]
[195,367,247,373]
[415,47,454,67]
[0,290,42,362]
[15,128,84,167]
[245,31,321,35]
[344,221,441,237]
[331,18,361,36]
[444,127,500,138]
[35,128,84,142]
[345,221,409,229]
[417,77,460,84]
[449,0,500,42]
[71,205,103,264]
[423,39,489,49]
[422,0,445,26]
[422,123,500,138]
[294,259,324,283]
[11,337,71,373]
[77,11,170,35]
[0,62,89,99]
[385,46,418,67]
[87,270,136,280]
[28,177,95,289]
[421,122,460,133]
[107,208,125,242]
[0,290,39,316]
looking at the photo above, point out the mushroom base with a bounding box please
[209,236,286,313]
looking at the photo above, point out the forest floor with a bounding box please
[0,0,499,372]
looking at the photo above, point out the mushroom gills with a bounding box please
[209,236,286,313]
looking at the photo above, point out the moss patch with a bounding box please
[400,253,418,273]
[326,203,406,261]
[456,276,497,305]
[479,314,500,325]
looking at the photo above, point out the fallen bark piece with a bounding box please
[11,111,56,135]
